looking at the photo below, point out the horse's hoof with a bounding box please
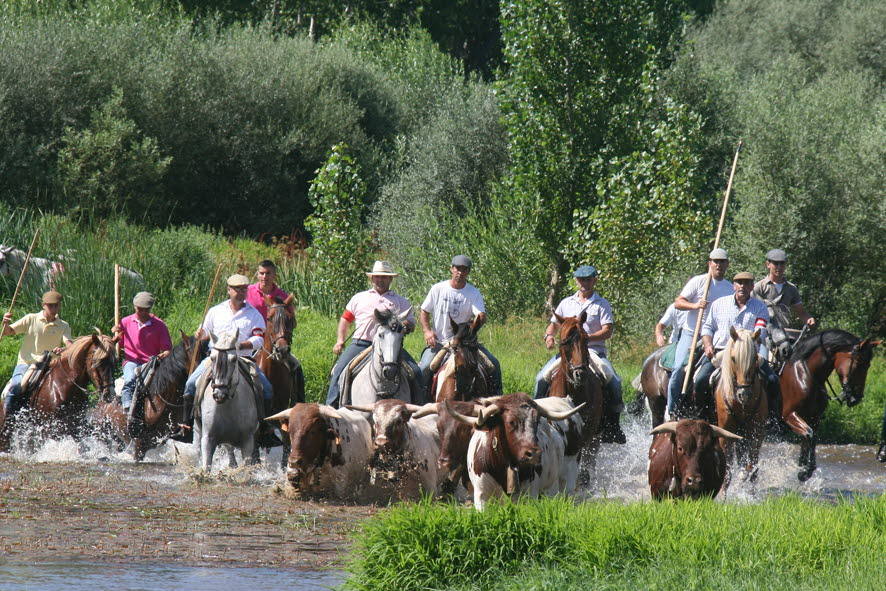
[797,468,815,482]
[877,445,886,463]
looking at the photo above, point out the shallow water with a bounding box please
[0,561,342,591]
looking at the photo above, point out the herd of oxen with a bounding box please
[0,245,881,511]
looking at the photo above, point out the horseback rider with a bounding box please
[656,303,687,347]
[246,259,292,321]
[694,272,779,410]
[667,249,735,419]
[752,248,816,363]
[111,291,172,413]
[418,255,503,398]
[174,274,276,444]
[1,291,73,419]
[534,265,626,444]
[325,260,422,407]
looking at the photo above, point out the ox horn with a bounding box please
[411,403,440,419]
[265,409,292,423]
[319,406,343,420]
[443,400,479,427]
[345,404,375,414]
[649,422,680,435]
[709,425,743,441]
[536,401,586,421]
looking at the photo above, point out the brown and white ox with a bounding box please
[266,404,373,501]
[347,399,443,501]
[647,419,742,500]
[445,393,584,511]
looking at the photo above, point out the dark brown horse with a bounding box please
[632,346,670,427]
[256,294,304,465]
[780,329,880,481]
[432,316,494,402]
[546,311,604,479]
[0,333,116,451]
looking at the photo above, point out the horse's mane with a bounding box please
[141,338,195,396]
[789,329,859,362]
[57,334,99,365]
[720,329,758,401]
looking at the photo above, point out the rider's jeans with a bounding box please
[667,329,695,415]
[2,364,29,412]
[120,361,142,409]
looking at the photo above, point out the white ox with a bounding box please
[266,404,373,501]
[347,399,443,501]
[445,392,584,511]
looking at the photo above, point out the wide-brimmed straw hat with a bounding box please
[366,261,398,277]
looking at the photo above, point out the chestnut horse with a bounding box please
[432,317,494,402]
[547,311,604,480]
[256,294,304,465]
[780,329,880,481]
[714,328,765,487]
[0,332,116,451]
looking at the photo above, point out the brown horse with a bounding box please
[714,328,766,487]
[88,332,205,461]
[780,329,880,481]
[0,332,116,451]
[256,294,304,464]
[632,346,670,427]
[546,311,604,479]
[432,317,494,402]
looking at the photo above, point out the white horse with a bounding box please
[193,330,260,471]
[344,308,414,407]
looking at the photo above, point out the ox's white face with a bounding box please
[371,401,411,452]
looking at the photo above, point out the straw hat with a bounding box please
[366,261,398,277]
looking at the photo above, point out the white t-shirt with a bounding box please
[201,300,266,356]
[658,304,687,343]
[421,280,486,341]
[678,273,734,331]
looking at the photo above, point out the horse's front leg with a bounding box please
[798,433,817,482]
[201,434,217,471]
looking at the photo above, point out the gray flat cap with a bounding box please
[766,248,787,262]
[451,255,473,268]
[132,291,156,308]
[709,248,729,260]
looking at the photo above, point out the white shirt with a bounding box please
[421,280,486,341]
[201,300,266,356]
[658,304,687,343]
[551,291,614,355]
[678,273,734,331]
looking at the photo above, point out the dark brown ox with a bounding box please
[413,400,480,495]
[647,419,741,500]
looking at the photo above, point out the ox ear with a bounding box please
[709,425,743,441]
[265,408,292,432]
[411,403,440,419]
[730,326,739,341]
[649,421,679,436]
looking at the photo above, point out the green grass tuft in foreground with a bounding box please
[344,495,886,591]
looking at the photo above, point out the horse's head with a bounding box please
[265,294,295,358]
[208,330,239,403]
[555,311,591,386]
[834,338,880,407]
[87,331,117,402]
[448,315,484,394]
[720,327,761,401]
[374,307,410,382]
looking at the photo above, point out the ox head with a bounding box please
[650,420,741,496]
[347,399,424,454]
[266,404,344,490]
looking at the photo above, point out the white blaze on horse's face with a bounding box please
[209,330,239,402]
[373,308,408,368]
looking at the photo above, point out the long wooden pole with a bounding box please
[113,264,121,357]
[188,263,224,373]
[0,228,41,343]
[680,140,743,398]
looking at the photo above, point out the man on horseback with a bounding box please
[418,255,502,398]
[656,303,687,347]
[535,265,626,444]
[175,274,276,444]
[752,248,816,365]
[325,260,421,407]
[694,272,778,409]
[1,290,73,419]
[246,260,291,321]
[667,249,735,419]
[112,291,172,413]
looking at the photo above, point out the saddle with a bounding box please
[194,356,262,420]
[338,346,418,406]
[541,351,608,385]
[21,352,53,396]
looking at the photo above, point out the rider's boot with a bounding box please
[169,397,193,443]
[600,411,627,444]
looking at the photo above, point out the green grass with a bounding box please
[344,495,886,591]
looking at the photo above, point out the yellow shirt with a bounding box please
[10,312,72,366]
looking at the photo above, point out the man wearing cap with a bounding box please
[418,255,502,397]
[753,249,815,358]
[112,292,172,412]
[325,261,420,407]
[0,291,73,418]
[667,249,735,419]
[694,272,778,408]
[246,260,292,321]
[535,265,626,444]
[175,274,275,443]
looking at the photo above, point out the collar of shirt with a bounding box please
[569,291,601,306]
[134,316,154,329]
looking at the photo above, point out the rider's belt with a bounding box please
[351,339,372,346]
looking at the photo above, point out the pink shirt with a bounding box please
[120,313,173,365]
[342,289,414,342]
[246,283,290,320]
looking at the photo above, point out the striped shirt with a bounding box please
[702,295,769,352]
